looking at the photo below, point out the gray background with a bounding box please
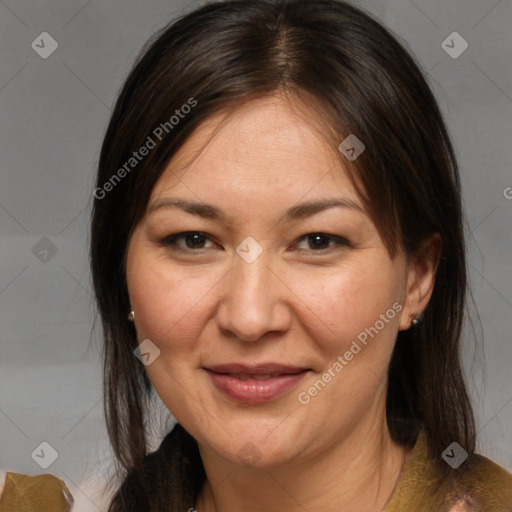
[0,0,511,508]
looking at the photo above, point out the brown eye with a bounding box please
[295,233,351,251]
[160,231,216,251]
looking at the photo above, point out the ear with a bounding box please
[399,233,442,331]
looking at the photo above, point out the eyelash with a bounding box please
[158,231,351,253]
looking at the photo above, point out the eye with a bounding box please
[294,233,351,252]
[159,231,217,251]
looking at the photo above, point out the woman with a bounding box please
[89,0,512,510]
[5,0,508,511]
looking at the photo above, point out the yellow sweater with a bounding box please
[0,432,511,511]
[0,472,73,512]
[383,431,512,511]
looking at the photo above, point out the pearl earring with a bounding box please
[127,310,135,322]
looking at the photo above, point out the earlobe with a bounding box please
[400,233,442,331]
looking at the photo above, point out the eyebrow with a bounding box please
[146,197,365,223]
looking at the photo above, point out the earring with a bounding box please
[409,312,421,326]
[127,310,135,322]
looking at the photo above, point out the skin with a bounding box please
[125,94,441,512]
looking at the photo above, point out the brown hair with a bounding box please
[90,0,476,509]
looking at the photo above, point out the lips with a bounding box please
[203,363,310,403]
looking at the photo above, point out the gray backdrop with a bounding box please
[1,0,511,508]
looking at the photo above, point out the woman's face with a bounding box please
[126,95,426,468]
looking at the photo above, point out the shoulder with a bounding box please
[0,471,74,511]
[384,432,512,511]
[454,453,512,509]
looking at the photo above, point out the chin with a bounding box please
[202,430,298,470]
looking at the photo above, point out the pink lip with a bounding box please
[204,368,309,403]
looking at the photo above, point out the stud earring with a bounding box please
[409,312,422,326]
[127,310,135,322]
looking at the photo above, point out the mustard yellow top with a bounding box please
[383,431,512,511]
[0,432,511,511]
[0,472,73,512]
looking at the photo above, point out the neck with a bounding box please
[195,415,411,512]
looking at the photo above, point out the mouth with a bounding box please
[203,366,310,403]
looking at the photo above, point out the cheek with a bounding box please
[130,271,211,348]
[126,244,221,350]
[290,257,403,353]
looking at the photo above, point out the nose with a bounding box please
[216,250,292,342]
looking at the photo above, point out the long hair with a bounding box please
[89,0,476,509]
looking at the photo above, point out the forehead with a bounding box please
[149,95,362,213]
